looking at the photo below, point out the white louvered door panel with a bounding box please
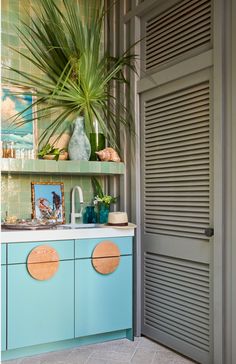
[141,76,213,364]
[144,0,212,72]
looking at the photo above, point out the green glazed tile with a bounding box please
[7,178,18,192]
[1,194,8,205]
[65,192,71,201]
[60,161,74,173]
[1,159,9,171]
[6,159,16,172]
[90,162,101,174]
[1,204,7,218]
[32,159,44,172]
[8,13,19,27]
[19,191,31,202]
[51,175,61,182]
[11,58,20,69]
[67,161,80,173]
[100,162,111,174]
[1,34,9,45]
[1,1,120,221]
[77,161,87,173]
[22,161,33,173]
[65,201,70,211]
[39,175,49,182]
[20,180,31,192]
[1,21,9,33]
[10,0,20,12]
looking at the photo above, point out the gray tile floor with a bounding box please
[3,337,197,364]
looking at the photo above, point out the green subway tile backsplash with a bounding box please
[1,174,94,223]
[1,0,109,222]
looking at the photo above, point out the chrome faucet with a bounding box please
[71,186,84,224]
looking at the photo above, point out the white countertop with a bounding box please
[1,226,135,243]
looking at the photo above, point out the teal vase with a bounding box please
[68,117,91,160]
[83,205,97,224]
[98,203,109,224]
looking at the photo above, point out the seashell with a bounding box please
[95,147,121,162]
[5,215,17,224]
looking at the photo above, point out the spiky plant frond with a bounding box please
[2,0,136,147]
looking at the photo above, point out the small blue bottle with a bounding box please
[83,205,97,224]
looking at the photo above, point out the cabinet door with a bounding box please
[8,260,74,349]
[1,265,6,351]
[75,255,132,337]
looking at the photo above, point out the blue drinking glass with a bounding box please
[83,205,97,224]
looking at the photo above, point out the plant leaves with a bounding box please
[91,177,104,199]
[3,0,137,148]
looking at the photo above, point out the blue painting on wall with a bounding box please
[1,86,37,150]
[31,182,65,224]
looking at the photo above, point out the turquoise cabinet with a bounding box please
[8,240,74,264]
[1,244,7,351]
[2,235,133,360]
[7,241,74,350]
[75,237,133,338]
[75,237,132,258]
[1,243,6,265]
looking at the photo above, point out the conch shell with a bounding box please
[96,147,121,162]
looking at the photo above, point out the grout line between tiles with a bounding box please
[84,349,94,364]
[150,351,157,364]
[3,338,196,364]
[129,344,138,362]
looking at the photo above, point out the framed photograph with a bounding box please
[31,182,65,224]
[1,85,37,153]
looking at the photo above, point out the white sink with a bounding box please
[57,223,100,229]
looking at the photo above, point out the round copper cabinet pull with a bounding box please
[27,245,59,281]
[92,241,121,275]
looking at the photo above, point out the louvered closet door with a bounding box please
[139,0,213,363]
[141,75,213,364]
[143,0,212,73]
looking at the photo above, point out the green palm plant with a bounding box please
[3,0,136,147]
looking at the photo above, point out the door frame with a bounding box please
[132,0,225,364]
[212,0,225,362]
[117,0,225,361]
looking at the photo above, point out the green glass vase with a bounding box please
[89,132,105,161]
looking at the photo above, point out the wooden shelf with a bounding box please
[1,158,125,176]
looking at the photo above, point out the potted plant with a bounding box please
[92,177,117,224]
[37,144,68,161]
[3,0,136,154]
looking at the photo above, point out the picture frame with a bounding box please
[1,85,38,155]
[31,182,65,224]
